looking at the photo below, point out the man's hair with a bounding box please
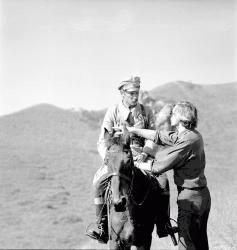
[173,101,198,129]
[156,103,174,128]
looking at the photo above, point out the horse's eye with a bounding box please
[104,157,109,165]
[126,156,132,165]
[124,150,130,155]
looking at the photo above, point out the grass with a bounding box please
[0,82,236,249]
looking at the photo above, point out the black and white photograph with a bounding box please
[0,0,236,249]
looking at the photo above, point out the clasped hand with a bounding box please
[112,124,132,137]
[112,125,147,163]
[134,152,148,163]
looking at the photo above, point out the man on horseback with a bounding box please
[86,76,173,244]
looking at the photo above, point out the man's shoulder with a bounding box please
[105,104,119,114]
[178,130,202,144]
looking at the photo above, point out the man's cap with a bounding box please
[118,76,141,91]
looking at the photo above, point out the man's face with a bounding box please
[122,89,140,107]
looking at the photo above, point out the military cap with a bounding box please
[118,76,141,91]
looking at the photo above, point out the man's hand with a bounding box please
[134,152,148,163]
[113,124,133,137]
[113,125,124,137]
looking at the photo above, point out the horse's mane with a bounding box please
[104,128,159,249]
[105,127,131,153]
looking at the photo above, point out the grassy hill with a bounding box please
[0,104,102,248]
[0,82,236,249]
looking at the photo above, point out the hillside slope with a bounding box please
[0,104,101,248]
[0,82,236,249]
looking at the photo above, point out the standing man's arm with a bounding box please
[142,106,158,157]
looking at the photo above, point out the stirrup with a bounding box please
[166,225,178,235]
[156,228,168,238]
[156,223,178,238]
[166,222,178,246]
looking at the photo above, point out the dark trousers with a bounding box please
[93,164,170,232]
[93,165,170,214]
[155,173,170,228]
[177,186,211,250]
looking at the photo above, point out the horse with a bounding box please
[103,129,162,250]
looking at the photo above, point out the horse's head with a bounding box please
[104,126,133,212]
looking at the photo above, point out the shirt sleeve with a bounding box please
[146,106,156,130]
[97,106,115,160]
[143,106,158,156]
[153,130,178,146]
[152,140,191,175]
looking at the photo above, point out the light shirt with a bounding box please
[97,101,156,160]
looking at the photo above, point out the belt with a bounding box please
[178,186,206,192]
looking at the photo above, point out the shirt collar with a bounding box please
[118,101,141,121]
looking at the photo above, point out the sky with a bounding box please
[0,0,236,115]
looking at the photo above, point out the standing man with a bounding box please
[122,101,211,250]
[86,76,172,244]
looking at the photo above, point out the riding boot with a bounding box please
[156,193,178,244]
[86,204,109,244]
[155,173,170,238]
[156,192,170,238]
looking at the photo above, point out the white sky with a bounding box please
[0,0,236,115]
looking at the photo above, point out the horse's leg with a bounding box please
[133,233,152,250]
[132,240,151,250]
[108,239,122,250]
[143,235,152,250]
[136,241,152,250]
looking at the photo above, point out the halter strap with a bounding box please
[108,172,132,183]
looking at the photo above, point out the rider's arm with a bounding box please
[97,106,115,160]
[97,132,107,160]
[142,106,158,157]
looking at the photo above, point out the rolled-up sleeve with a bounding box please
[97,106,115,160]
[143,107,158,156]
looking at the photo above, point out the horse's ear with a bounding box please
[104,128,113,148]
[121,124,131,148]
[104,128,111,140]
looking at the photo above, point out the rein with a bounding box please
[105,143,153,247]
[106,141,152,206]
[106,168,152,247]
[108,172,132,183]
[108,166,152,206]
[105,181,127,247]
[129,168,152,206]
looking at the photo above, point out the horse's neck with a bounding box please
[130,167,151,197]
[133,166,150,183]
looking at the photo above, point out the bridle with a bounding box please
[106,159,151,207]
[108,172,132,184]
[105,140,153,205]
[105,146,152,246]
